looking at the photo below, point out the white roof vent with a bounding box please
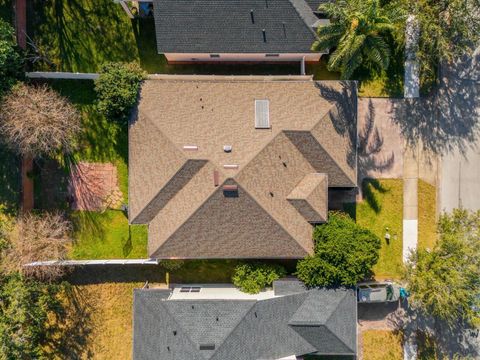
[223,145,232,152]
[183,145,198,151]
[255,100,270,129]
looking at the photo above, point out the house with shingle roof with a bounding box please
[151,0,330,63]
[132,280,357,359]
[129,75,357,259]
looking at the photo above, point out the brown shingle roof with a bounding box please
[129,77,357,259]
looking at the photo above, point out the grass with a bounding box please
[32,79,145,259]
[344,179,404,280]
[418,180,437,251]
[357,45,405,98]
[63,282,148,359]
[362,330,403,360]
[70,211,147,259]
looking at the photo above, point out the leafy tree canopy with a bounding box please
[95,62,146,123]
[0,273,89,359]
[405,209,480,327]
[400,0,480,82]
[232,262,286,294]
[296,212,381,287]
[0,19,23,98]
[312,0,406,79]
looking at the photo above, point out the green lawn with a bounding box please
[357,46,404,98]
[34,79,145,259]
[418,180,437,251]
[344,179,404,280]
[70,210,147,259]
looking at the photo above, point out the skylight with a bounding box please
[255,100,270,129]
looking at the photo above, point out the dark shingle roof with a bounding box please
[152,0,320,53]
[133,287,357,360]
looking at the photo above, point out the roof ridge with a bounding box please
[286,0,320,38]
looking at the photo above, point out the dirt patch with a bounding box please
[69,162,123,211]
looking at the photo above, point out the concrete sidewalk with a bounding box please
[403,146,418,263]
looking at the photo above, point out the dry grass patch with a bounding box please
[70,282,155,359]
[418,180,437,250]
[362,330,403,360]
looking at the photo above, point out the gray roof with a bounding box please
[133,287,357,359]
[152,0,322,53]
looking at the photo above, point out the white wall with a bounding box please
[165,52,323,63]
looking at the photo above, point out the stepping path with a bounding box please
[402,145,418,262]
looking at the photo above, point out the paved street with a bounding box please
[439,46,480,212]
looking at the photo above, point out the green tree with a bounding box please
[405,209,480,327]
[312,0,406,79]
[0,274,77,358]
[296,212,381,287]
[232,263,286,294]
[400,0,480,84]
[95,62,146,123]
[0,19,23,98]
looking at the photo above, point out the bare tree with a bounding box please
[2,212,73,281]
[0,84,81,157]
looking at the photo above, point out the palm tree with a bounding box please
[313,0,406,79]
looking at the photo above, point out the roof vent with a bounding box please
[213,170,219,186]
[199,344,215,350]
[223,164,239,169]
[255,100,270,128]
[183,145,198,151]
[262,29,266,42]
[223,184,238,191]
[223,145,232,152]
[250,9,254,23]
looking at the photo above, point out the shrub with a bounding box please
[160,259,185,271]
[0,19,23,98]
[232,262,286,294]
[95,62,146,123]
[0,84,81,156]
[296,212,381,287]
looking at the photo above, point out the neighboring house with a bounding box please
[129,75,357,259]
[151,0,330,63]
[132,279,357,359]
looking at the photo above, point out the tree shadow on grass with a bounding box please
[362,179,388,214]
[46,284,93,358]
